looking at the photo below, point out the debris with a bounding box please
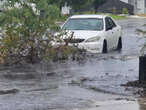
[0,89,19,95]
[3,72,36,80]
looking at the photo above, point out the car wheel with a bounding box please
[117,37,122,50]
[102,40,108,53]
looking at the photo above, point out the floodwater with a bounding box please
[0,18,146,110]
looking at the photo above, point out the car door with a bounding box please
[107,17,120,48]
[105,17,114,50]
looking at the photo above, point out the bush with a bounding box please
[0,0,73,65]
[122,8,129,14]
[58,15,69,22]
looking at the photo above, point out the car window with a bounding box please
[105,17,117,31]
[108,17,117,28]
[105,18,112,31]
[62,18,104,31]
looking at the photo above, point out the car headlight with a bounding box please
[85,36,101,42]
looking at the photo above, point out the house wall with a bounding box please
[136,0,145,14]
[128,0,137,14]
[120,0,146,14]
[128,0,135,5]
[145,0,146,13]
[120,0,128,3]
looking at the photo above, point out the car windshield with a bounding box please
[62,18,104,31]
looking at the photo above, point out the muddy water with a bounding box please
[0,18,146,110]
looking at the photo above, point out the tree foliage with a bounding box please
[0,0,109,64]
[0,0,61,64]
[122,8,129,14]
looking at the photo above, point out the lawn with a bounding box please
[109,14,127,20]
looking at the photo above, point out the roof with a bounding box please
[70,14,107,19]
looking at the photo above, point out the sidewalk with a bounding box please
[128,15,146,19]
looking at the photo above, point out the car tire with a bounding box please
[102,40,108,53]
[117,37,122,50]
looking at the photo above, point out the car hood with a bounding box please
[71,30,102,39]
[54,30,104,40]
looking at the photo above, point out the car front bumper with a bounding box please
[52,41,103,53]
[77,42,102,53]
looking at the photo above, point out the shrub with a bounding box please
[0,0,68,64]
[122,8,129,14]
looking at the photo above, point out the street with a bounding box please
[0,18,146,110]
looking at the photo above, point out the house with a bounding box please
[65,0,134,15]
[120,0,146,14]
[69,2,95,14]
[97,0,134,14]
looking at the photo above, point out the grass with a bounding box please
[109,14,127,20]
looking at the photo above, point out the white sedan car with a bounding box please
[61,14,122,53]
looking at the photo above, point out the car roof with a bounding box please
[70,14,107,19]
